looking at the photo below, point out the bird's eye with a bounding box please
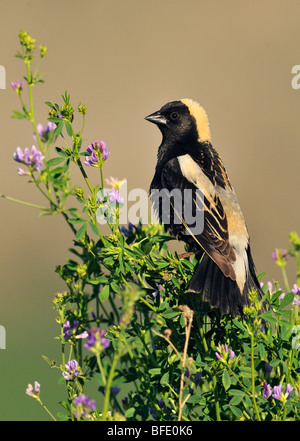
[170,111,179,121]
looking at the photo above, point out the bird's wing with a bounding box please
[160,157,237,281]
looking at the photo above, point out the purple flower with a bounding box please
[262,381,272,399]
[120,222,134,237]
[26,381,40,398]
[265,362,272,374]
[272,249,289,268]
[272,249,289,262]
[195,372,202,384]
[261,281,283,296]
[14,147,24,162]
[34,122,56,142]
[11,79,25,94]
[13,145,44,173]
[286,384,293,398]
[84,327,110,352]
[272,384,283,400]
[149,404,158,420]
[106,187,124,204]
[63,320,88,340]
[17,168,29,176]
[215,343,235,364]
[73,394,96,420]
[291,284,300,306]
[158,398,165,409]
[185,368,191,378]
[99,385,120,396]
[84,140,109,167]
[111,386,120,396]
[280,288,300,306]
[152,284,165,298]
[63,321,72,340]
[62,359,79,380]
[272,383,293,402]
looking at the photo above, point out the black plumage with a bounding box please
[146,99,265,317]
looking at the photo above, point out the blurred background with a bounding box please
[1,0,300,420]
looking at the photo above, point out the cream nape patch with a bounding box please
[181,98,211,143]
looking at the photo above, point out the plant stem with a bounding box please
[178,308,193,422]
[0,193,48,210]
[25,61,43,152]
[37,397,57,421]
[77,159,94,194]
[212,375,221,421]
[152,329,182,362]
[281,266,290,293]
[80,113,85,137]
[101,353,118,420]
[96,351,107,386]
[99,163,104,189]
[250,332,261,421]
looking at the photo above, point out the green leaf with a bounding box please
[239,367,252,378]
[125,407,135,418]
[68,218,88,224]
[279,292,294,310]
[12,110,27,119]
[281,321,293,340]
[110,282,120,293]
[89,221,100,236]
[48,117,64,123]
[269,359,280,368]
[63,158,70,173]
[232,318,247,332]
[88,276,109,285]
[160,371,169,386]
[45,101,57,110]
[230,405,243,418]
[65,120,73,137]
[47,157,65,167]
[149,368,162,376]
[222,370,231,390]
[162,309,179,319]
[260,311,278,324]
[228,389,246,397]
[259,343,266,359]
[57,412,69,421]
[59,401,70,411]
[187,395,205,405]
[139,239,153,254]
[228,389,245,406]
[154,261,170,269]
[54,121,64,136]
[55,147,70,157]
[100,285,110,302]
[76,222,87,239]
[171,277,180,289]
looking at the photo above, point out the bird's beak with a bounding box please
[145,111,167,126]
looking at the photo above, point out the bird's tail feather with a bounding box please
[188,252,265,318]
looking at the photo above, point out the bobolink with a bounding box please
[146,98,264,317]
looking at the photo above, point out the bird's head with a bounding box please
[145,98,211,148]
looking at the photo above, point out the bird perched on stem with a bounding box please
[146,98,265,317]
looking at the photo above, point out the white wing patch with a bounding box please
[178,154,249,293]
